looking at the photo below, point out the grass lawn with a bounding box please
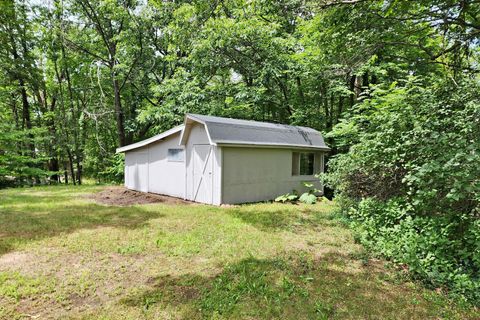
[0,185,478,319]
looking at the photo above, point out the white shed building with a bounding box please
[116,114,330,205]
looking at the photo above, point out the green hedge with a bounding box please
[347,198,480,302]
[326,77,480,304]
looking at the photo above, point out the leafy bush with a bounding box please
[275,181,323,204]
[326,77,480,304]
[348,198,480,301]
[275,193,298,203]
[298,182,320,204]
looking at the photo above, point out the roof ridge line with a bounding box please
[206,121,318,133]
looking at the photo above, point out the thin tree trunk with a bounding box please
[11,94,19,129]
[296,76,305,106]
[19,78,35,156]
[113,75,126,146]
[47,97,59,183]
[66,148,76,186]
[354,75,362,99]
[278,78,292,119]
[64,162,69,185]
[322,85,329,131]
[62,46,83,185]
[76,160,82,185]
[349,75,355,107]
[328,93,334,131]
[362,72,369,90]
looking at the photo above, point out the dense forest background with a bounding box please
[1,0,479,305]
[0,0,476,184]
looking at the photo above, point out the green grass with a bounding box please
[0,185,478,319]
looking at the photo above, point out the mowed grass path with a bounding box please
[0,186,477,319]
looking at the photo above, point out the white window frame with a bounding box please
[292,152,322,176]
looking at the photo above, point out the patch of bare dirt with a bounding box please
[89,186,191,206]
[0,251,33,271]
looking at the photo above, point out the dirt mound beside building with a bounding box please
[90,186,190,206]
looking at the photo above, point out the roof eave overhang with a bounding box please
[116,125,184,153]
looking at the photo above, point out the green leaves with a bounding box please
[275,180,322,205]
[299,193,317,205]
[275,193,298,203]
[1,0,479,188]
[347,198,480,303]
[325,76,480,304]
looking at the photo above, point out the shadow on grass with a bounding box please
[0,185,98,206]
[0,193,165,255]
[120,252,457,319]
[227,205,338,232]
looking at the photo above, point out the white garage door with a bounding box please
[193,145,213,204]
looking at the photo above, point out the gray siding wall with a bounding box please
[221,147,324,204]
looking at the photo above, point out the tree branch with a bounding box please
[63,37,108,64]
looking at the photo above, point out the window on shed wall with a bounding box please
[167,149,185,162]
[292,152,322,176]
[315,153,323,174]
[292,152,300,175]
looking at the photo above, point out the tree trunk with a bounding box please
[66,148,76,186]
[49,158,60,183]
[62,44,83,185]
[64,162,69,185]
[322,85,329,131]
[354,75,362,99]
[76,159,82,185]
[327,93,334,131]
[18,78,35,156]
[113,75,126,147]
[362,72,369,91]
[11,94,19,129]
[296,76,305,106]
[349,75,355,107]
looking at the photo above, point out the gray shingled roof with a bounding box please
[117,114,330,153]
[187,114,329,150]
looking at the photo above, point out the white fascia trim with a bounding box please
[203,124,215,146]
[185,113,206,125]
[215,141,331,151]
[179,114,215,146]
[116,125,184,153]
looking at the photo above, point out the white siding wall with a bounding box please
[125,151,134,189]
[147,133,185,198]
[184,123,221,205]
[221,147,324,204]
[124,132,185,198]
[124,149,149,192]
